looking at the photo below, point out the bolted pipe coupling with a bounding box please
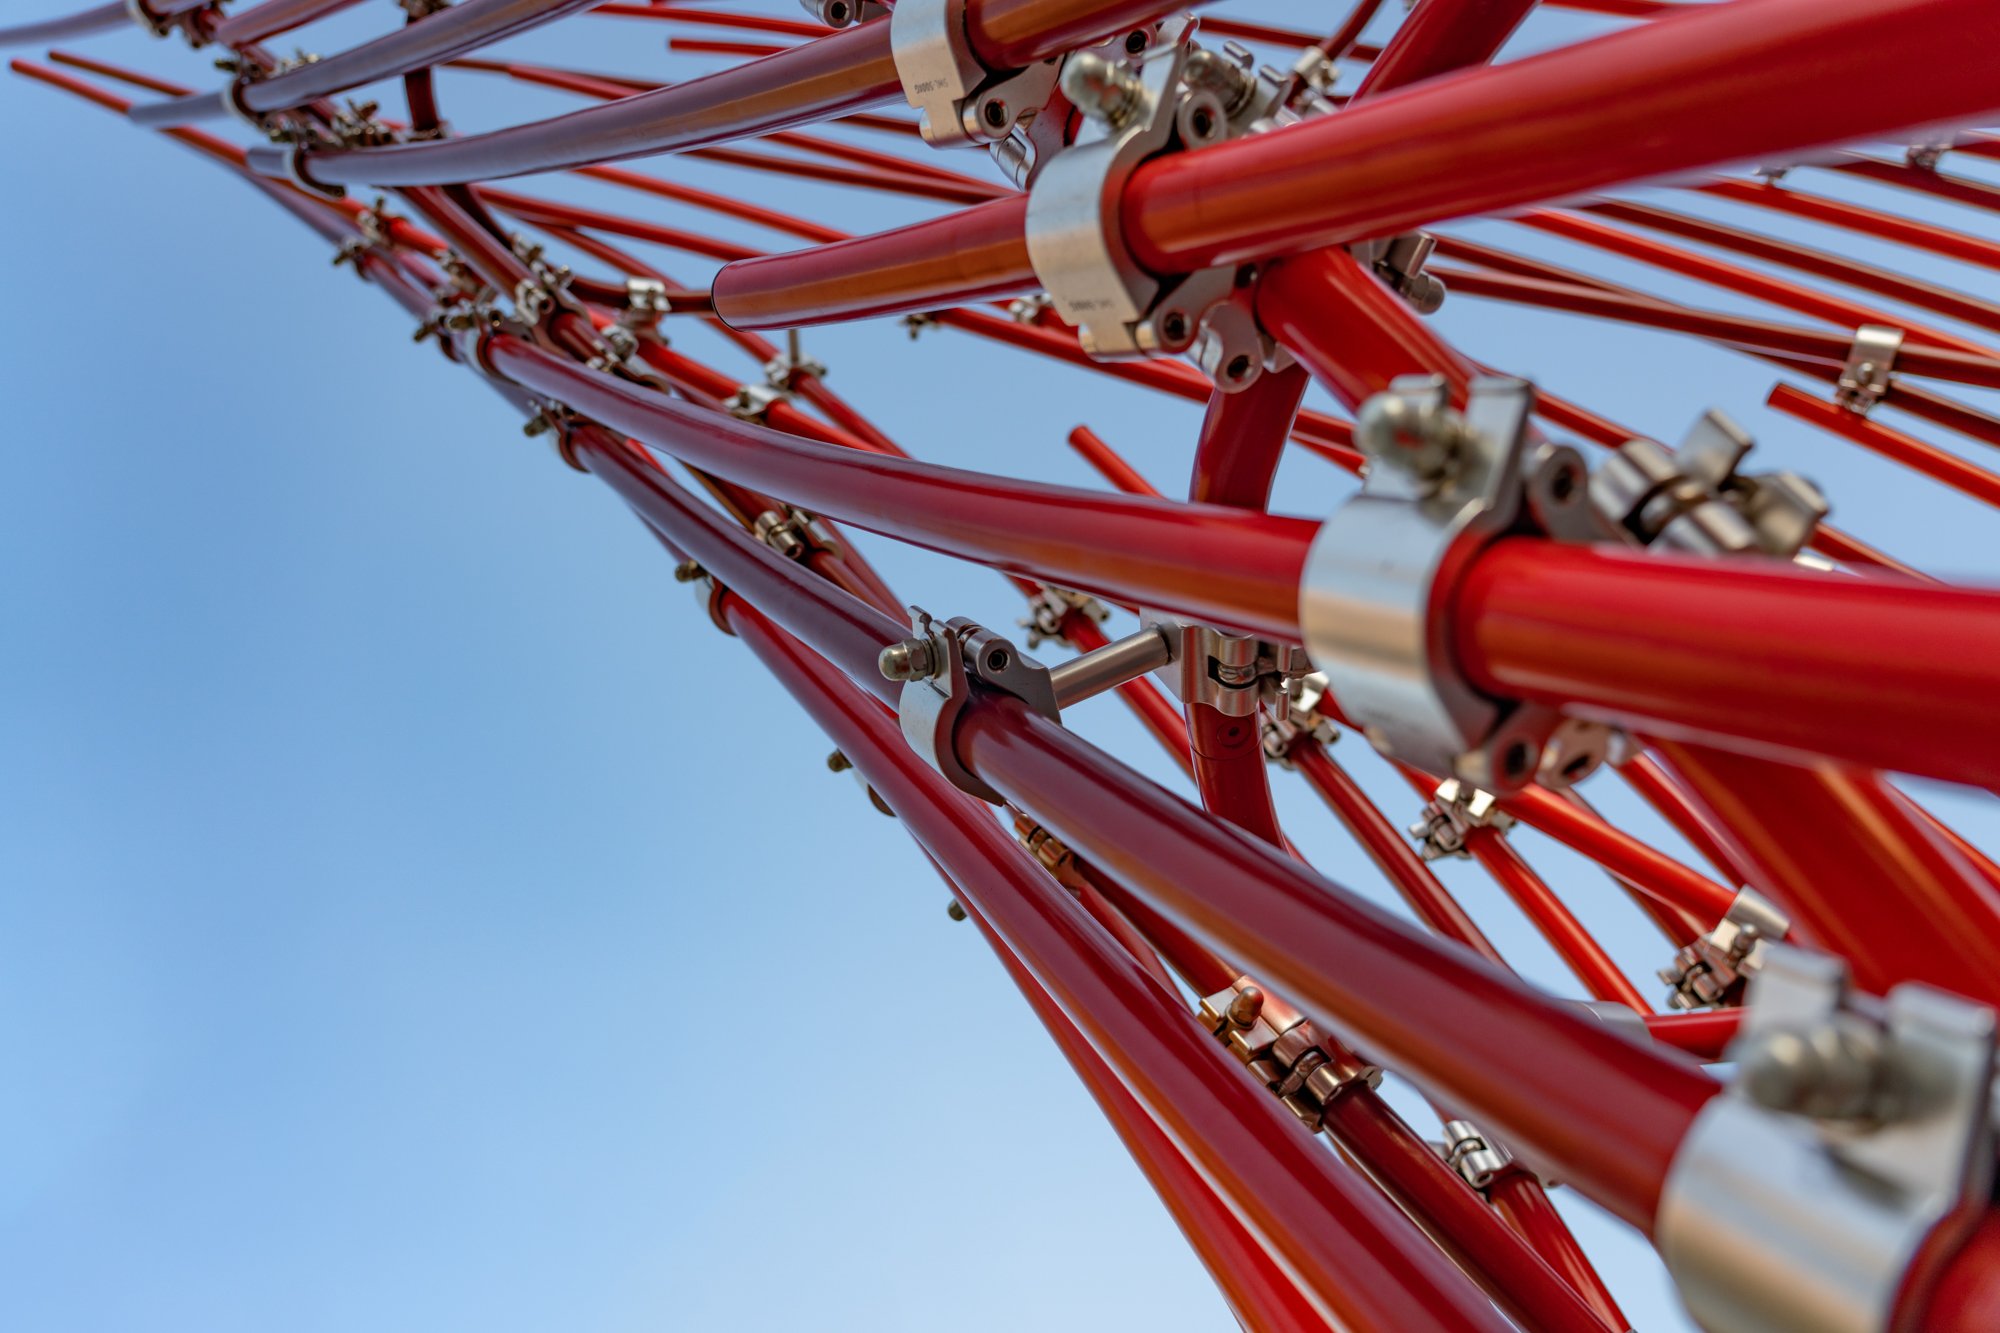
[1298,375,1616,793]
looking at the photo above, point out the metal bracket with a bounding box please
[1594,410,1827,558]
[1300,375,1615,793]
[1141,613,1309,719]
[1836,323,1904,414]
[1905,140,1952,171]
[1442,1119,1519,1192]
[618,276,672,333]
[1353,232,1447,315]
[726,382,787,421]
[1657,946,1996,1333]
[1660,888,1791,1011]
[883,609,1060,803]
[890,0,1061,149]
[1200,978,1382,1131]
[1261,670,1338,767]
[763,330,828,389]
[1018,585,1111,650]
[753,507,837,562]
[1407,777,1514,861]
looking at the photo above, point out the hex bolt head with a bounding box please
[1061,52,1142,128]
[879,637,937,682]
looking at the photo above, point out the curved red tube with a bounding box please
[0,2,127,45]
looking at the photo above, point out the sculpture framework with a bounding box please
[10,1,2000,1329]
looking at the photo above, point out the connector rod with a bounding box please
[1050,625,1172,709]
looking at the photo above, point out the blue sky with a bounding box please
[3,3,1999,1329]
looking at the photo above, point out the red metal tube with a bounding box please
[211,0,365,45]
[1485,1173,1632,1332]
[1068,425,1162,499]
[1291,743,1507,965]
[590,5,824,37]
[713,198,1034,328]
[1697,178,2000,276]
[1518,210,1997,358]
[965,0,1204,71]
[1499,782,1738,923]
[489,340,1316,640]
[1585,198,2000,338]
[1453,538,2000,790]
[1321,1093,1619,1333]
[1914,1212,2000,1333]
[1768,384,2000,512]
[1123,0,2000,274]
[737,612,1515,1333]
[1350,0,1535,100]
[1462,827,1652,1012]
[255,23,904,189]
[1616,752,1758,890]
[963,900,1330,1333]
[1642,1010,1741,1062]
[955,693,1721,1230]
[0,2,127,44]
[1257,248,1474,407]
[1649,743,2000,1009]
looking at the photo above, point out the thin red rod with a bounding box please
[1643,1010,1742,1062]
[589,5,824,37]
[1462,827,1653,1012]
[1698,178,2000,276]
[960,896,1330,1333]
[1454,538,2000,790]
[1584,198,2000,337]
[1498,783,1737,923]
[735,612,1516,1333]
[955,693,1722,1230]
[1485,1173,1632,1331]
[256,23,906,189]
[1649,742,2000,1010]
[0,2,128,44]
[211,0,365,45]
[1291,743,1507,965]
[1768,384,2000,511]
[491,340,1316,640]
[1616,752,1758,889]
[1350,0,1535,100]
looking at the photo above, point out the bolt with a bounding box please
[673,559,704,584]
[522,411,553,438]
[879,636,937,682]
[1737,1017,1889,1121]
[946,899,968,922]
[827,750,852,774]
[1061,52,1143,128]
[1226,985,1265,1027]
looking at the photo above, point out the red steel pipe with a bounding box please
[211,0,365,45]
[1453,538,2000,790]
[738,611,1515,1333]
[1499,783,1737,923]
[1649,742,2000,1010]
[1462,827,1652,1013]
[1768,384,2000,512]
[963,898,1330,1333]
[1485,1173,1631,1331]
[955,694,1721,1229]
[1292,743,1506,965]
[0,1,128,44]
[490,341,1316,640]
[255,23,904,189]
[1124,0,2000,273]
[1643,1010,1741,1062]
[1698,178,2000,277]
[1350,0,1534,100]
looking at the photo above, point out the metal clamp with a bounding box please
[1657,946,1996,1333]
[672,559,736,637]
[1836,323,1904,414]
[762,330,828,389]
[1354,232,1447,315]
[1143,613,1308,719]
[1593,410,1827,558]
[1407,777,1514,861]
[881,609,1060,803]
[1261,670,1337,767]
[1442,1119,1519,1192]
[618,276,672,333]
[1660,888,1791,1011]
[890,0,1061,149]
[1200,979,1382,1132]
[1299,375,1615,793]
[1018,585,1110,650]
[725,382,787,421]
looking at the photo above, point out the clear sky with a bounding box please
[4,4,1999,1330]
